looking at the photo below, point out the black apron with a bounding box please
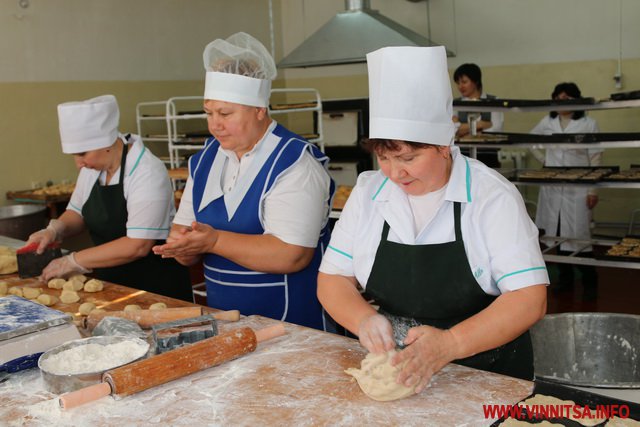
[81,139,192,301]
[366,202,533,380]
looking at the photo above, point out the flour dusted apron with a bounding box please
[366,202,533,380]
[82,139,192,301]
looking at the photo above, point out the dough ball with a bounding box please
[69,274,88,284]
[47,278,66,289]
[91,308,106,313]
[0,254,17,274]
[149,302,167,310]
[37,294,59,306]
[83,279,104,293]
[22,287,42,299]
[345,351,415,402]
[0,281,7,296]
[78,302,97,315]
[60,290,80,304]
[63,279,84,292]
[0,245,16,256]
[8,287,23,297]
[124,304,142,312]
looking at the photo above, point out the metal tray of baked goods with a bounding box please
[454,98,596,109]
[602,168,640,182]
[610,90,640,101]
[516,166,618,183]
[483,132,640,144]
[491,380,640,426]
[595,236,640,263]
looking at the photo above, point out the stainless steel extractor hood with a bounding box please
[278,0,454,68]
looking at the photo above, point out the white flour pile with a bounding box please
[40,340,148,375]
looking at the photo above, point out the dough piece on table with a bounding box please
[0,281,7,296]
[0,254,18,274]
[124,304,142,312]
[0,246,16,256]
[345,350,414,402]
[63,279,84,291]
[47,278,66,289]
[500,419,563,426]
[37,294,59,306]
[149,302,167,310]
[78,302,97,315]
[8,287,23,297]
[60,290,80,304]
[91,308,106,313]
[69,274,88,284]
[22,287,42,299]
[83,279,104,293]
[519,395,605,426]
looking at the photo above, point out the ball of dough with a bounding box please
[0,245,16,256]
[0,255,17,274]
[0,281,7,296]
[63,279,84,292]
[47,278,66,289]
[83,279,104,293]
[91,308,106,313]
[345,351,415,402]
[8,287,23,297]
[78,302,97,315]
[124,304,142,312]
[22,287,42,299]
[37,294,59,306]
[69,274,88,284]
[149,302,167,310]
[60,290,80,304]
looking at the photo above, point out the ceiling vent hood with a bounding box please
[278,0,454,68]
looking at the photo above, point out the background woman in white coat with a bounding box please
[531,82,600,301]
[318,46,548,394]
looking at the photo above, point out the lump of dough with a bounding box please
[63,279,84,291]
[60,290,80,304]
[78,302,97,315]
[0,245,16,256]
[8,287,23,297]
[345,351,415,402]
[37,294,59,306]
[47,278,66,289]
[22,287,42,299]
[91,308,106,313]
[124,304,142,312]
[149,302,167,310]
[0,255,17,274]
[69,274,88,283]
[83,279,104,293]
[0,281,7,296]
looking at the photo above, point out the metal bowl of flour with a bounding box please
[531,313,640,388]
[38,335,149,394]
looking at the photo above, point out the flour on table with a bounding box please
[345,350,414,402]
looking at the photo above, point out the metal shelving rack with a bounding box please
[268,88,324,152]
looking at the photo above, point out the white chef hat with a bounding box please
[367,46,455,146]
[203,32,276,108]
[57,94,119,154]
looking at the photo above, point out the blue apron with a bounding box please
[190,124,335,331]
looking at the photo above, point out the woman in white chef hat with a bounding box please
[27,94,192,301]
[318,46,549,391]
[153,32,335,331]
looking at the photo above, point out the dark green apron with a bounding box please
[82,139,192,301]
[366,202,533,380]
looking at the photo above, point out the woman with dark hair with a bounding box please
[452,63,504,167]
[531,82,601,301]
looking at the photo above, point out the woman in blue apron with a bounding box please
[30,95,192,301]
[153,33,335,331]
[318,47,548,395]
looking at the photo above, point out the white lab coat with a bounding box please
[531,115,601,251]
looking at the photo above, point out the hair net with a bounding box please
[203,32,276,80]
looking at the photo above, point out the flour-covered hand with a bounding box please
[358,313,396,354]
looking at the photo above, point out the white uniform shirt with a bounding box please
[67,134,175,240]
[320,146,549,295]
[174,121,331,248]
[453,92,504,133]
[530,115,602,166]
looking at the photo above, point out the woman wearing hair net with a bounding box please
[153,33,335,331]
[26,95,192,301]
[318,46,548,393]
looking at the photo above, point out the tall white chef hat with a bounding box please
[367,46,455,146]
[57,94,119,154]
[203,32,276,108]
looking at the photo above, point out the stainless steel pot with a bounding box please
[531,312,640,388]
[0,204,47,240]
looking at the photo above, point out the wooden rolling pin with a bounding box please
[84,307,240,330]
[59,324,285,409]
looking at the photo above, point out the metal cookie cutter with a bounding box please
[151,315,218,354]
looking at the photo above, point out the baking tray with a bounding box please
[491,380,640,426]
[595,235,640,263]
[602,169,640,183]
[516,166,618,184]
[454,98,596,108]
[610,90,640,101]
[484,132,640,144]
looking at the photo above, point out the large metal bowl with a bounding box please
[531,313,640,388]
[0,204,47,240]
[38,335,150,394]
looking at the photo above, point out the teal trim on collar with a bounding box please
[127,226,169,231]
[372,177,389,201]
[129,146,146,176]
[68,202,81,213]
[464,156,472,202]
[496,266,547,285]
[328,245,353,260]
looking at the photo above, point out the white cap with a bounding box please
[203,32,276,108]
[367,46,455,146]
[57,95,119,154]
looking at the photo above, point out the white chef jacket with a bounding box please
[531,115,601,251]
[66,134,176,240]
[174,120,332,248]
[453,92,504,133]
[320,146,549,296]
